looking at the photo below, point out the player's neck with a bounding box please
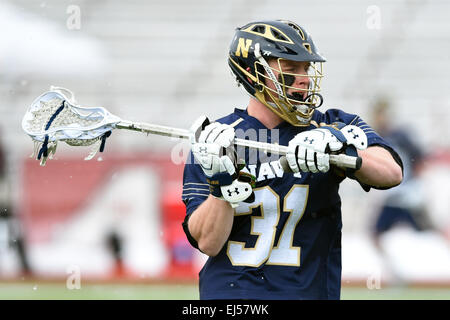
[247,99,284,129]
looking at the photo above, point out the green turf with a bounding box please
[0,282,199,300]
[0,282,449,300]
[341,286,450,300]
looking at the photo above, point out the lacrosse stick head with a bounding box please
[22,86,122,166]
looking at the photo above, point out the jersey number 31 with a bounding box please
[227,185,308,267]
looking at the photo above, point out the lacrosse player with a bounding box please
[181,20,403,299]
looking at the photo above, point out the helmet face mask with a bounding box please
[254,57,324,126]
[228,20,326,126]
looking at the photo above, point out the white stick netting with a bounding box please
[22,87,122,165]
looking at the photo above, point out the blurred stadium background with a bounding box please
[1,0,450,299]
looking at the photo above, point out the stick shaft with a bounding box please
[115,121,361,170]
[233,138,360,169]
[116,121,191,139]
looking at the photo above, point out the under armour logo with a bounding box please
[304,137,314,144]
[346,128,359,139]
[227,188,240,197]
[199,147,208,153]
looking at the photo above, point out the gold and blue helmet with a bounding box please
[228,20,326,126]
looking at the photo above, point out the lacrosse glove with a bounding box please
[286,123,367,177]
[190,116,255,208]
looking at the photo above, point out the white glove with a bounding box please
[207,166,255,208]
[339,125,367,150]
[286,124,368,174]
[190,118,236,177]
[190,116,254,207]
[286,128,345,173]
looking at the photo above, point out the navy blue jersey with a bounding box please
[182,108,402,300]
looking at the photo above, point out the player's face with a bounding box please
[266,59,311,102]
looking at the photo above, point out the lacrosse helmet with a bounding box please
[228,20,326,126]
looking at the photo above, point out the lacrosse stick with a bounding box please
[22,86,362,171]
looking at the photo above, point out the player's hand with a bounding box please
[205,163,256,208]
[190,117,236,178]
[190,116,255,207]
[286,127,344,173]
[285,124,367,173]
